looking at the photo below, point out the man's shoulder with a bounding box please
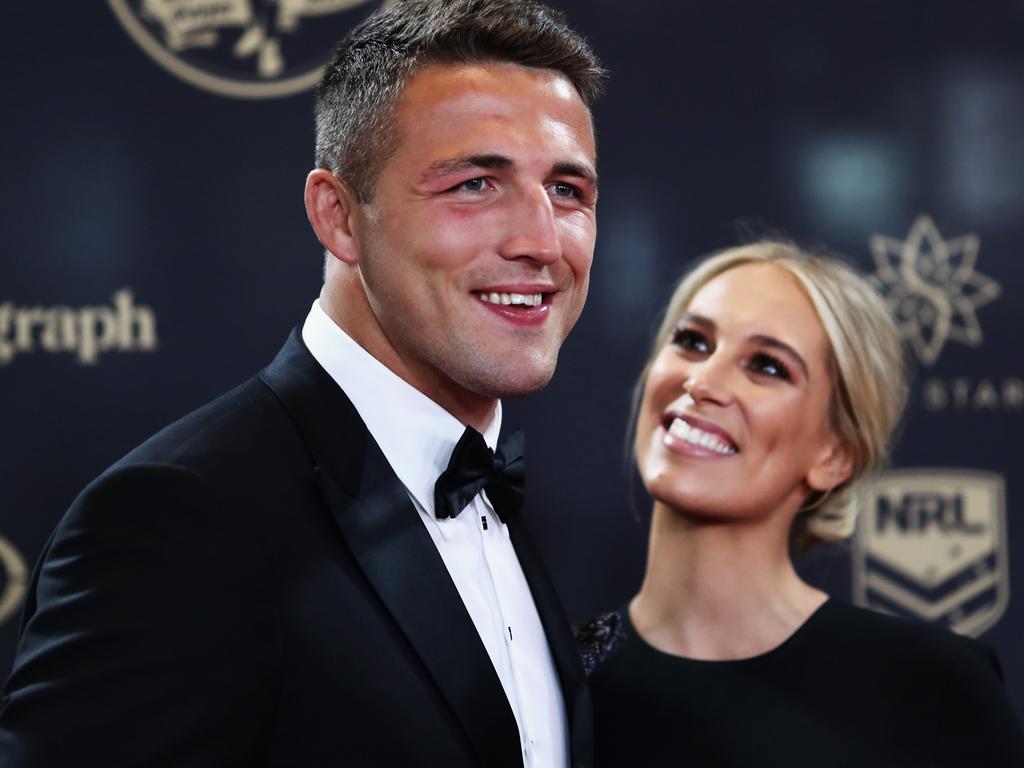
[115,325,364,479]
[118,375,300,476]
[57,376,304,533]
[52,363,343,555]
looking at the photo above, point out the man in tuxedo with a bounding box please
[0,1,604,765]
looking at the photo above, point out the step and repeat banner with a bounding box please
[2,0,1022,722]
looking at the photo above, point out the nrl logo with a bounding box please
[852,470,1009,638]
[107,0,392,99]
[868,215,1001,366]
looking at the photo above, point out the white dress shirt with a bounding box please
[302,300,568,768]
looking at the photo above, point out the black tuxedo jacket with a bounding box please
[0,331,592,767]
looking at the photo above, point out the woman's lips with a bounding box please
[660,412,738,456]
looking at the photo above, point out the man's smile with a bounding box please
[476,291,544,307]
[472,287,555,326]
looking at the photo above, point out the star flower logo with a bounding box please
[868,215,1001,366]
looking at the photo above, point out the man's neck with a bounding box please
[320,281,497,432]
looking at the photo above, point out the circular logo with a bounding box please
[0,534,28,626]
[107,0,390,99]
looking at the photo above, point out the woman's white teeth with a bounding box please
[668,418,736,454]
[480,292,542,307]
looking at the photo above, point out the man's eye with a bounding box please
[550,182,579,198]
[456,178,488,192]
[671,328,709,354]
[749,353,791,381]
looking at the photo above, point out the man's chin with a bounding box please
[465,359,557,400]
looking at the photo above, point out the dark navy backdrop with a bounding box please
[3,0,1022,726]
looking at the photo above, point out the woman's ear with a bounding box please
[806,436,855,493]
[304,169,361,265]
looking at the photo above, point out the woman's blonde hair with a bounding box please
[634,241,908,550]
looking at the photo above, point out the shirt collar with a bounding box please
[301,299,501,518]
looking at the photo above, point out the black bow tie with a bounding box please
[434,426,525,521]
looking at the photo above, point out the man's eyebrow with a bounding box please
[552,161,598,190]
[423,154,513,177]
[421,155,598,190]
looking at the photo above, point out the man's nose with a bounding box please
[496,187,561,264]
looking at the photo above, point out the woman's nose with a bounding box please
[683,357,733,406]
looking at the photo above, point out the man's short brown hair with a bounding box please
[314,0,606,202]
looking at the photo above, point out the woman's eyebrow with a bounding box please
[678,313,811,379]
[749,334,810,379]
[677,312,715,331]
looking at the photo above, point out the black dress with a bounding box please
[577,599,1024,767]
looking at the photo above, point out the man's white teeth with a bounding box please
[667,418,736,455]
[479,292,543,307]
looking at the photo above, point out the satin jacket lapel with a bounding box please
[259,331,522,768]
[506,513,593,768]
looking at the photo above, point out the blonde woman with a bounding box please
[578,242,1024,766]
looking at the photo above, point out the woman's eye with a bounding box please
[749,353,791,381]
[671,328,709,354]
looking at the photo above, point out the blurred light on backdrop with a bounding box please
[797,134,910,239]
[939,65,1024,229]
[596,201,661,342]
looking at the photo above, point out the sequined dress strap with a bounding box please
[574,609,628,675]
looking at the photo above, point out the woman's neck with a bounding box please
[630,501,827,661]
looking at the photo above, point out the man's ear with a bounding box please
[304,169,361,265]
[806,436,855,493]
